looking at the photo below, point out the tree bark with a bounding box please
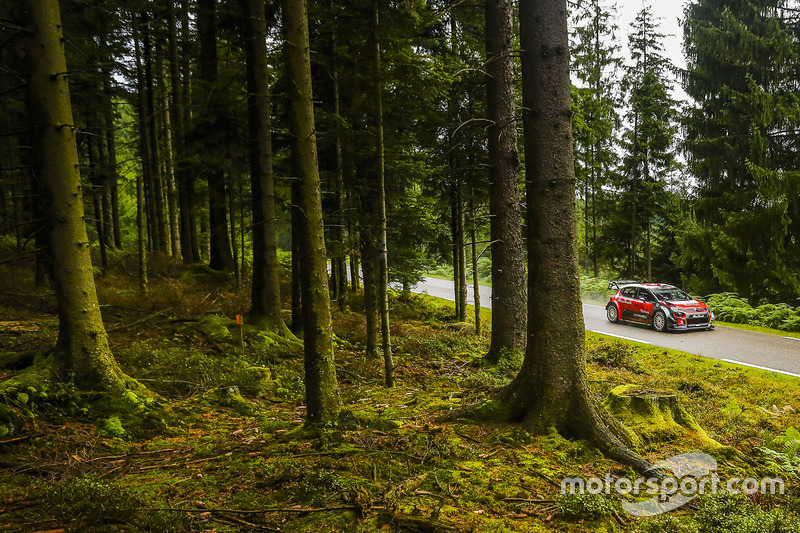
[23,0,146,394]
[370,1,394,387]
[169,0,198,263]
[242,0,290,334]
[291,179,303,334]
[143,12,168,254]
[496,0,650,474]
[360,227,379,358]
[157,39,181,259]
[198,0,236,273]
[283,0,341,425]
[484,0,526,364]
[470,191,481,335]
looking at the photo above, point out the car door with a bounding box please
[618,287,638,320]
[636,288,656,322]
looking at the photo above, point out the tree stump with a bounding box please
[602,384,723,449]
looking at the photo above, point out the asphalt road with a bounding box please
[413,277,800,378]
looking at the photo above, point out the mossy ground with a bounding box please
[0,249,799,531]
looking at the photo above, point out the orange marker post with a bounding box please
[236,315,244,356]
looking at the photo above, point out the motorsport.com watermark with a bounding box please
[560,452,784,517]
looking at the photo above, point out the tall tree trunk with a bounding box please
[350,250,360,291]
[495,0,649,474]
[370,1,393,387]
[455,181,467,322]
[242,0,290,334]
[87,136,107,274]
[170,0,197,263]
[330,0,348,313]
[283,0,341,425]
[484,0,526,364]
[198,0,236,272]
[470,191,481,336]
[143,13,168,254]
[291,179,303,334]
[360,226,379,358]
[23,0,146,394]
[133,16,156,255]
[157,40,181,259]
[103,76,122,249]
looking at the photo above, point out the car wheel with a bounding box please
[606,304,619,323]
[653,311,667,332]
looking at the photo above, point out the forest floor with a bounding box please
[1,248,800,532]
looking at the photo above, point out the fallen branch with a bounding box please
[106,312,164,333]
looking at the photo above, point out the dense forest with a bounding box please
[2,0,800,531]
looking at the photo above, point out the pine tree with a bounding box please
[681,0,800,301]
[484,0,650,474]
[615,4,679,280]
[283,0,341,425]
[570,0,622,277]
[484,0,527,364]
[23,0,147,395]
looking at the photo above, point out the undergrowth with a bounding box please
[1,249,799,531]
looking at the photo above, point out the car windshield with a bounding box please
[652,289,692,302]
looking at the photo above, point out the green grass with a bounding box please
[716,321,800,339]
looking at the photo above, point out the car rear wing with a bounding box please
[608,280,639,291]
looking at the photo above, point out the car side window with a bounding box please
[638,289,654,302]
[621,288,636,298]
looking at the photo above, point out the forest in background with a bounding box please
[3,0,800,306]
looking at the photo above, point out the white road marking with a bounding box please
[589,330,652,345]
[782,336,800,341]
[722,359,800,379]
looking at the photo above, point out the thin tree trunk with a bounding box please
[484,0,526,363]
[331,0,348,312]
[291,179,303,333]
[470,191,481,335]
[495,0,650,474]
[143,13,167,254]
[170,0,197,263]
[361,231,379,358]
[350,250,360,291]
[158,40,181,259]
[87,136,107,274]
[24,0,146,394]
[242,0,290,333]
[198,0,236,272]
[132,16,153,255]
[370,1,393,387]
[283,0,341,425]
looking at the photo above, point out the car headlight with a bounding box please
[672,310,686,318]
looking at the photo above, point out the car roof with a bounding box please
[621,283,679,290]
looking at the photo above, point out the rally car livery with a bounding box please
[605,281,715,332]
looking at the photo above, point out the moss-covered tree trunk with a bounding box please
[283,0,341,425]
[495,0,650,474]
[484,0,526,364]
[23,0,145,394]
[242,0,291,336]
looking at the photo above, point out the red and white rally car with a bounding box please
[605,281,715,332]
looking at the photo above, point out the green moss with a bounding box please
[205,386,258,416]
[197,314,235,343]
[603,384,725,449]
[100,416,126,438]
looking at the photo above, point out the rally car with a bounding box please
[605,281,714,332]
